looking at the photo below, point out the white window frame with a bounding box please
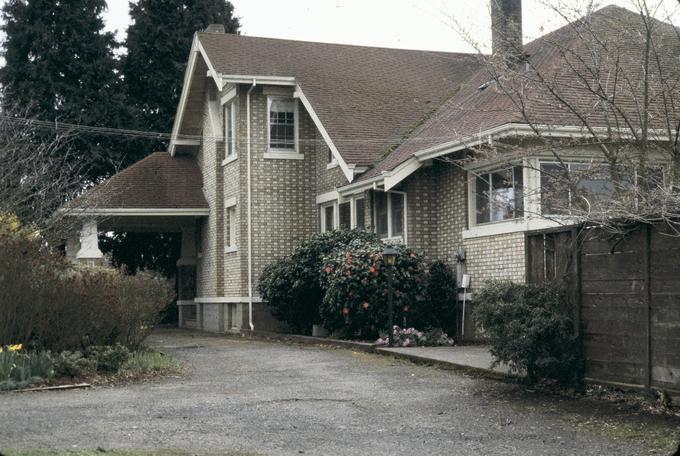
[225,197,237,253]
[266,96,300,156]
[373,190,407,244]
[320,201,338,233]
[223,102,236,163]
[469,165,525,227]
[352,196,365,230]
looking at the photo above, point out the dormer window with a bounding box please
[268,97,298,152]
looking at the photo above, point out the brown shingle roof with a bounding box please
[197,33,481,167]
[73,152,208,210]
[361,5,680,180]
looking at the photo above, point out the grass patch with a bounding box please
[572,416,680,454]
[122,350,182,374]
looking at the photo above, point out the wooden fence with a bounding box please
[526,223,680,392]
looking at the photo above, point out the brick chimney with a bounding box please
[491,0,523,62]
[204,24,225,33]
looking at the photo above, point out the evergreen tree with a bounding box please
[0,0,134,180]
[123,0,240,136]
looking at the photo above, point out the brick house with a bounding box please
[68,2,679,334]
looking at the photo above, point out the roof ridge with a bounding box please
[196,31,476,57]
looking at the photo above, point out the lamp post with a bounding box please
[382,245,398,347]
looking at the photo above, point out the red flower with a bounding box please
[403,305,409,312]
[362,302,369,310]
[324,266,333,273]
[342,307,350,316]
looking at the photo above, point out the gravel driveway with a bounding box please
[1,329,678,455]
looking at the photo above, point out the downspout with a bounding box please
[246,79,256,331]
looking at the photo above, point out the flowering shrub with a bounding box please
[376,326,455,347]
[319,239,428,338]
[258,230,380,334]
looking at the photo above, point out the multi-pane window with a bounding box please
[226,205,237,250]
[268,97,296,150]
[475,166,524,224]
[354,198,365,230]
[374,191,406,239]
[540,162,630,215]
[339,202,351,230]
[224,102,235,158]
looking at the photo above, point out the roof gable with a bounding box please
[196,33,481,168]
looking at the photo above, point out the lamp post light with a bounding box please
[382,245,398,347]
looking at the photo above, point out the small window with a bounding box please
[321,204,335,233]
[339,202,351,230]
[373,191,405,239]
[474,166,523,224]
[354,198,365,230]
[328,147,336,165]
[224,103,235,158]
[226,205,237,250]
[374,192,388,238]
[268,97,296,151]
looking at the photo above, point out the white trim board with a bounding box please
[194,296,264,304]
[294,86,355,182]
[68,208,210,217]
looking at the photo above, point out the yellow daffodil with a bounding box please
[0,344,22,353]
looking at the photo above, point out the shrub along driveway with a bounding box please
[1,330,678,456]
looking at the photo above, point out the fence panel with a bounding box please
[527,224,680,392]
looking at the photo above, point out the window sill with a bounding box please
[462,218,567,239]
[225,246,238,254]
[326,161,338,170]
[264,151,304,160]
[380,236,405,245]
[222,155,238,166]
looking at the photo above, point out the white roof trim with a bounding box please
[370,123,673,192]
[316,190,339,204]
[68,208,210,217]
[221,75,296,86]
[294,86,354,182]
[169,36,201,156]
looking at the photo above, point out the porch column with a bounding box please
[177,224,198,328]
[75,220,103,265]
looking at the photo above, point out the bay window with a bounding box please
[540,162,613,215]
[374,191,406,240]
[320,196,366,232]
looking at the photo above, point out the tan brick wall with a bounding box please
[316,128,349,194]
[195,83,219,297]
[463,232,526,286]
[238,86,319,296]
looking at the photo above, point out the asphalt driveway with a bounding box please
[1,329,678,455]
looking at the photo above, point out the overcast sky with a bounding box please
[102,0,680,53]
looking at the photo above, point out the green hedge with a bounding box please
[473,281,583,385]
